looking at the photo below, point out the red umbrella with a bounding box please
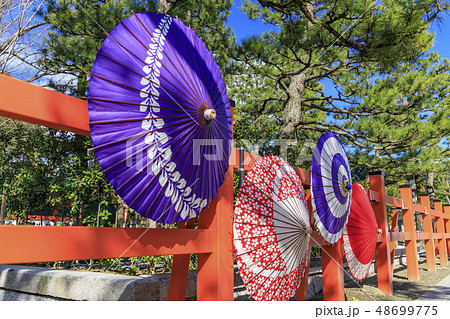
[233,156,311,300]
[343,183,379,280]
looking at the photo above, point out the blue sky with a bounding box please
[227,0,450,59]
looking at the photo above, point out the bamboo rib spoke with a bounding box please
[94,49,200,110]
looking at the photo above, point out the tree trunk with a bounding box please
[426,171,435,204]
[96,202,101,227]
[76,201,84,226]
[279,2,313,139]
[0,189,6,224]
[157,0,184,14]
[115,197,124,228]
[280,72,306,138]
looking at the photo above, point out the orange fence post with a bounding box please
[419,194,437,272]
[321,239,345,301]
[369,171,393,294]
[433,201,448,265]
[167,218,196,301]
[389,209,398,276]
[196,166,234,301]
[399,185,420,281]
[444,205,450,258]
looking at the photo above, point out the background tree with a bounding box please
[227,0,450,190]
[0,0,49,82]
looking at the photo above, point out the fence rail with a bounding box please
[0,75,449,300]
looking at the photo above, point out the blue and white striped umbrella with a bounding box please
[311,132,352,244]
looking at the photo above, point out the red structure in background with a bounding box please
[0,74,449,300]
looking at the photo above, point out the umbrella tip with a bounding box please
[204,109,216,121]
[344,179,352,192]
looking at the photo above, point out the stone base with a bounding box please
[0,246,419,301]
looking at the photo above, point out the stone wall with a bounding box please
[0,247,419,301]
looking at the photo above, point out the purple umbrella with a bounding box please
[88,12,232,224]
[311,132,352,244]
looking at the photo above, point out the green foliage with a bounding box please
[228,0,450,199]
[40,0,158,97]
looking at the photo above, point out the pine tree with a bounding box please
[227,0,450,184]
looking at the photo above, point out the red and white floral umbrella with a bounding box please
[233,156,311,301]
[343,183,379,280]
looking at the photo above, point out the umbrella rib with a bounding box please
[267,160,311,228]
[119,122,199,199]
[234,206,303,232]
[349,238,375,260]
[208,67,222,111]
[313,195,346,236]
[89,72,198,114]
[134,12,199,98]
[167,124,210,224]
[207,124,227,206]
[311,155,337,184]
[213,118,233,135]
[254,234,303,300]
[210,120,232,152]
[242,231,301,297]
[87,96,193,113]
[236,191,302,230]
[206,124,224,201]
[155,14,205,103]
[185,124,209,216]
[205,123,231,196]
[234,221,303,231]
[263,233,307,300]
[242,161,296,221]
[237,185,302,230]
[89,115,189,125]
[164,128,207,223]
[101,24,202,127]
[234,229,301,242]
[310,167,335,183]
[189,26,207,103]
[151,124,207,223]
[239,231,301,272]
[322,136,350,185]
[126,14,203,107]
[100,122,193,174]
[205,46,215,108]
[261,157,308,226]
[244,169,304,229]
[91,118,191,151]
[347,233,377,259]
[168,17,204,102]
[94,49,200,110]
[211,82,227,112]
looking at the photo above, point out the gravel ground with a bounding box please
[311,256,450,301]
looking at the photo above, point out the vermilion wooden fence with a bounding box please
[0,74,449,300]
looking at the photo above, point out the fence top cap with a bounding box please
[434,200,442,202]
[419,193,429,196]
[399,184,411,188]
[443,204,450,207]
[368,170,384,176]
